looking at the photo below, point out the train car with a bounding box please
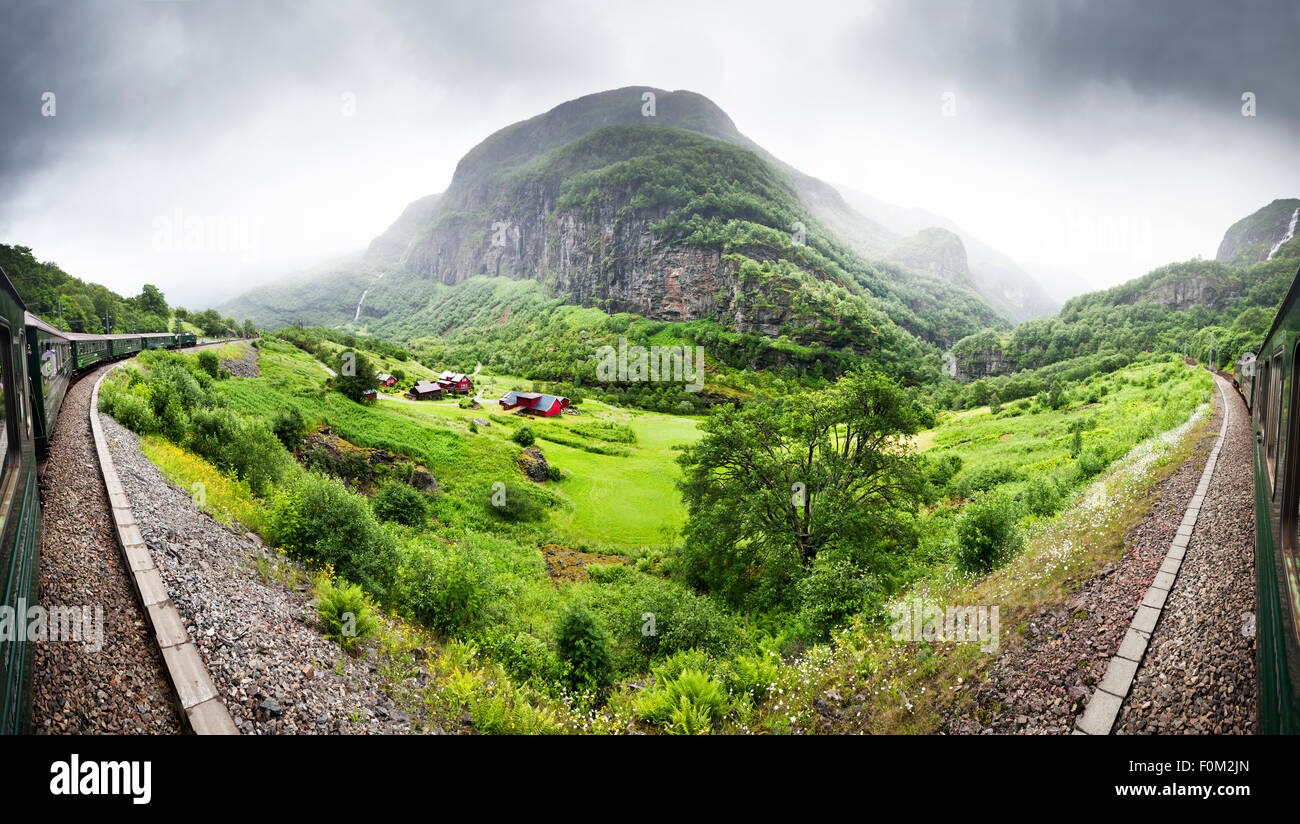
[107,334,144,359]
[0,274,41,735]
[142,332,174,350]
[178,331,197,348]
[1251,266,1300,734]
[23,312,73,453]
[66,332,109,370]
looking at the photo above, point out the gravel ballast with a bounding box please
[946,373,1255,735]
[1115,375,1255,734]
[31,367,185,734]
[99,413,417,734]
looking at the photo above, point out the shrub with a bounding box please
[546,464,563,482]
[397,543,493,634]
[955,491,1024,574]
[636,668,728,732]
[313,575,380,653]
[372,482,427,527]
[1019,474,1061,517]
[795,558,885,639]
[484,482,547,522]
[481,629,559,685]
[722,652,780,701]
[197,350,219,379]
[554,604,613,691]
[267,472,398,599]
[271,406,306,450]
[188,410,287,496]
[100,385,160,433]
[512,425,536,447]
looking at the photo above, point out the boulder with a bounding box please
[410,468,438,492]
[517,447,549,483]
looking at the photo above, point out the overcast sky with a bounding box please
[2,0,1298,311]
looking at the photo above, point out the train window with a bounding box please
[1268,349,1285,490]
[0,327,10,470]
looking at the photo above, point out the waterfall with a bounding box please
[1267,207,1299,260]
[353,289,368,322]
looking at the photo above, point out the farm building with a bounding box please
[499,390,569,417]
[361,388,378,401]
[410,380,443,400]
[437,370,474,393]
[375,371,397,387]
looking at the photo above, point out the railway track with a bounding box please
[30,364,185,733]
[29,341,241,734]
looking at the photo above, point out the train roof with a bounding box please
[23,311,70,339]
[1260,263,1300,354]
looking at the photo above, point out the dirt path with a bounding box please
[30,366,185,734]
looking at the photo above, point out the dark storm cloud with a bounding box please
[846,0,1300,135]
[0,0,609,199]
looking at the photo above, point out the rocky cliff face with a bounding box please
[955,347,1014,382]
[886,227,974,287]
[1216,198,1300,265]
[1130,275,1225,312]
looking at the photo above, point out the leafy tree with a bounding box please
[137,283,167,317]
[332,349,379,403]
[677,369,931,605]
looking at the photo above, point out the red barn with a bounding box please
[499,391,569,417]
[437,370,474,393]
[375,371,397,387]
[361,388,378,401]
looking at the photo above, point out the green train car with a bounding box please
[1249,264,1300,734]
[0,279,42,735]
[24,312,73,453]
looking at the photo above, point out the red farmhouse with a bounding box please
[375,371,398,387]
[499,391,570,417]
[438,370,474,393]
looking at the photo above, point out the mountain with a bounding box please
[886,227,975,288]
[1216,198,1300,266]
[223,87,1012,384]
[945,198,1300,382]
[837,188,1061,323]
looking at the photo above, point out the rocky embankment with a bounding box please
[100,414,430,734]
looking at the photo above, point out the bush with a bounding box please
[554,604,613,691]
[272,406,306,450]
[512,425,536,447]
[268,472,398,599]
[397,543,493,634]
[372,482,427,527]
[1019,474,1061,517]
[485,482,547,522]
[955,491,1024,574]
[481,629,559,685]
[100,384,160,433]
[636,667,728,733]
[795,558,885,639]
[197,350,219,379]
[313,576,380,653]
[722,652,780,701]
[189,410,287,496]
[546,464,563,482]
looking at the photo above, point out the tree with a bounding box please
[333,349,379,403]
[138,283,167,317]
[677,369,931,605]
[241,318,258,338]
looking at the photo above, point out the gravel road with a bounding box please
[30,367,185,734]
[1115,376,1255,734]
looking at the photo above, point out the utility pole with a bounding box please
[57,298,63,332]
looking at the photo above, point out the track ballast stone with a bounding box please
[100,414,424,734]
[31,367,184,734]
[1115,376,1255,734]
[946,383,1225,734]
